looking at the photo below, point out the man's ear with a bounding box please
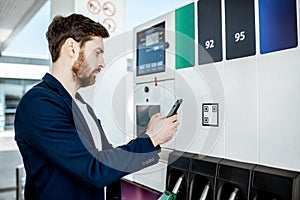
[64,38,79,58]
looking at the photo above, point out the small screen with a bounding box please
[146,32,160,46]
[136,105,160,136]
[137,22,165,76]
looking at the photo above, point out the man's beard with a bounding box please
[72,51,96,87]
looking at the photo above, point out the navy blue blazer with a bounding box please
[14,73,160,200]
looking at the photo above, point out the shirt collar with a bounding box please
[42,73,73,102]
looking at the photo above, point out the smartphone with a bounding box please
[166,99,183,117]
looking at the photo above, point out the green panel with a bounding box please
[175,3,195,69]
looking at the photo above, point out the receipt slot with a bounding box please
[166,151,193,200]
[250,165,300,200]
[216,159,255,200]
[189,155,222,200]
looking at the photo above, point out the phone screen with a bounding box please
[166,99,183,117]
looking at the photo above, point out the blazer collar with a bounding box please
[42,73,72,102]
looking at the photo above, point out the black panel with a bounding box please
[250,165,300,200]
[225,0,256,59]
[198,0,223,65]
[191,158,218,178]
[218,165,250,185]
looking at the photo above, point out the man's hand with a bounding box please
[146,113,179,147]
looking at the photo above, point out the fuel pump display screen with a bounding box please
[136,105,160,136]
[137,22,165,76]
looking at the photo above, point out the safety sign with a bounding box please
[76,0,124,35]
[102,18,116,33]
[87,0,101,14]
[103,1,116,17]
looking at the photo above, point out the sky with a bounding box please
[3,0,191,59]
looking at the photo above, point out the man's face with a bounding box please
[72,36,105,87]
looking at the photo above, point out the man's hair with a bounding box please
[46,13,109,62]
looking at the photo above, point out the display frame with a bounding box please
[136,22,166,76]
[134,11,176,84]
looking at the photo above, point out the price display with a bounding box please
[146,32,159,46]
[225,0,256,60]
[198,0,222,65]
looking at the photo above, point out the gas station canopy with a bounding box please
[0,0,47,53]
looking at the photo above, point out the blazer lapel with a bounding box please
[72,98,96,150]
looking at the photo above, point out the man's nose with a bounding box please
[99,60,105,68]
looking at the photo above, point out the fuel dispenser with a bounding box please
[216,159,255,200]
[250,165,300,200]
[165,151,194,200]
[188,154,222,200]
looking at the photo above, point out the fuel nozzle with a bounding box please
[158,175,184,200]
[199,182,210,200]
[172,175,184,194]
[228,188,239,200]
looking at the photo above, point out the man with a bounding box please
[14,13,179,200]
